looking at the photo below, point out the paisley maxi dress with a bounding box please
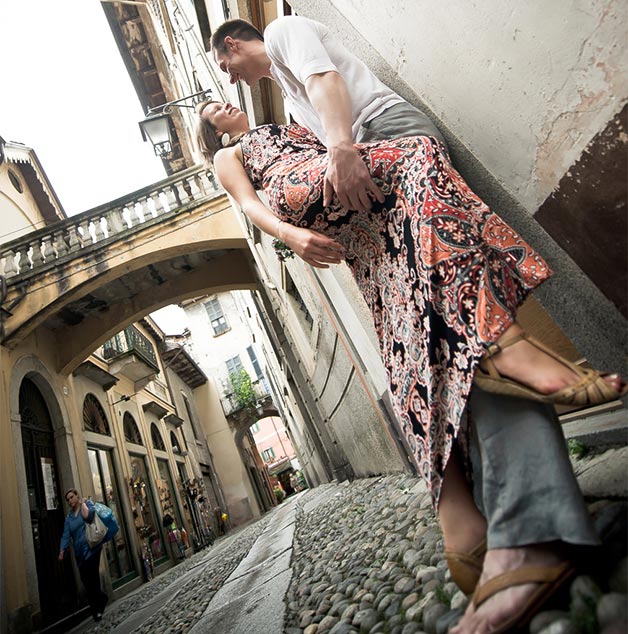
[240,123,552,507]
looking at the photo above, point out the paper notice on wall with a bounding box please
[41,458,58,510]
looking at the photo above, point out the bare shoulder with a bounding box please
[214,145,243,175]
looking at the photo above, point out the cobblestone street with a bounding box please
[71,457,627,634]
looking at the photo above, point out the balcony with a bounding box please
[221,379,271,418]
[102,325,159,387]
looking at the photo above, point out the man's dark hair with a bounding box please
[211,19,264,55]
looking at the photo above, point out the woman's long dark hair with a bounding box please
[195,100,222,167]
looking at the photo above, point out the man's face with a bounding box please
[213,37,260,86]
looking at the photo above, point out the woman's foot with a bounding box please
[475,323,625,405]
[451,543,573,634]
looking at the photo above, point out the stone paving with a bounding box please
[75,515,271,634]
[71,448,627,634]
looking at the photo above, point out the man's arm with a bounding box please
[305,71,384,211]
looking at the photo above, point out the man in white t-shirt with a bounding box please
[210,16,445,213]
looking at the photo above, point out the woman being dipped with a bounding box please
[196,100,624,634]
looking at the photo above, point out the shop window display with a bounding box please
[181,475,216,548]
[128,456,166,579]
[156,459,187,560]
[88,448,135,586]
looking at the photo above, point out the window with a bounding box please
[205,297,229,336]
[261,447,276,462]
[182,394,200,440]
[83,394,111,435]
[247,345,262,380]
[170,431,182,454]
[123,412,143,445]
[88,448,134,585]
[226,355,243,377]
[250,422,259,434]
[151,423,166,451]
[8,169,23,193]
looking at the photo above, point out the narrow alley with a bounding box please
[69,452,626,634]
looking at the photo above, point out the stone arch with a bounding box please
[8,354,79,619]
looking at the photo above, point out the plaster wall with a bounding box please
[251,416,296,463]
[166,372,212,472]
[287,0,626,382]
[184,292,260,395]
[292,0,627,212]
[165,369,230,514]
[192,379,259,524]
[0,164,48,244]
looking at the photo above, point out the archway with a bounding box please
[249,414,300,500]
[19,377,77,626]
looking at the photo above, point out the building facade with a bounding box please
[0,138,258,633]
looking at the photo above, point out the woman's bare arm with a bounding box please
[214,147,345,268]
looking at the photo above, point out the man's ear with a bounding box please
[224,36,237,51]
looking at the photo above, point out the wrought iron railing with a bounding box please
[102,325,159,371]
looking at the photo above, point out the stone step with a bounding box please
[561,406,628,448]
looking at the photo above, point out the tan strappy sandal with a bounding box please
[470,561,576,634]
[445,538,487,595]
[475,331,627,407]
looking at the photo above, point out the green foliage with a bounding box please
[229,369,257,410]
[434,584,451,606]
[274,486,285,503]
[567,438,588,459]
[570,595,598,634]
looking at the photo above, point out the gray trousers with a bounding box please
[469,388,599,548]
[357,101,448,149]
[360,104,598,548]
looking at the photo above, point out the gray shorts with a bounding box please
[357,102,447,149]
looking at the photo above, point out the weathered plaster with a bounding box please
[314,0,627,211]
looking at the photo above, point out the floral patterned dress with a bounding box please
[240,123,551,507]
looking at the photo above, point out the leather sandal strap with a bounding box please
[445,550,484,570]
[484,333,525,359]
[472,562,571,608]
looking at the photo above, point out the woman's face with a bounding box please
[201,102,248,136]
[65,491,79,508]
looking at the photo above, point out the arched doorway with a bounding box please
[19,377,77,626]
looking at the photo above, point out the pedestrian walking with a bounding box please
[58,488,108,621]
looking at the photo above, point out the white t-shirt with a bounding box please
[264,16,403,144]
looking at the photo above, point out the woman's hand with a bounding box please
[58,551,65,561]
[281,224,345,268]
[81,498,91,519]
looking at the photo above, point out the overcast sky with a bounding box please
[0,0,166,218]
[0,1,191,334]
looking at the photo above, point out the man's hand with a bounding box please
[58,551,65,562]
[324,143,384,211]
[282,224,345,269]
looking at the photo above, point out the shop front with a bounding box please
[87,447,136,588]
[128,455,167,580]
